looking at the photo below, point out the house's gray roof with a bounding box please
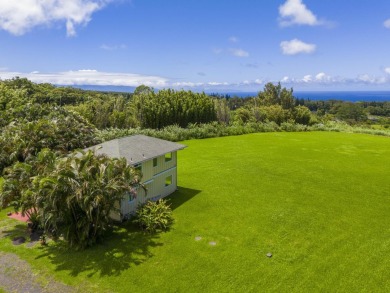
[85,135,186,165]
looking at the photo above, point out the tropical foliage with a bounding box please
[0,149,142,249]
[134,199,174,233]
[132,89,217,129]
[33,150,142,249]
[0,149,57,229]
[0,109,99,173]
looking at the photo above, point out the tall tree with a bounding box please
[259,82,295,109]
[0,149,57,228]
[132,89,217,129]
[335,102,367,123]
[33,150,142,249]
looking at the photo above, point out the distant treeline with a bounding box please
[213,93,390,125]
[2,77,389,130]
[1,77,389,173]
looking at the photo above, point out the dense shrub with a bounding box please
[97,120,390,144]
[134,199,174,233]
[0,148,141,250]
[232,108,254,124]
[262,105,291,125]
[311,121,390,137]
[133,89,217,129]
[293,105,312,125]
[0,109,100,173]
[96,121,314,143]
[280,122,308,132]
[331,102,367,124]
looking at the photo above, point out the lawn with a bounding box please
[1,132,390,292]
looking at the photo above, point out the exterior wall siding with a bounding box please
[153,151,177,176]
[119,151,178,219]
[140,160,153,182]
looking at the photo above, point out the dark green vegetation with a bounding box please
[0,78,100,172]
[1,78,389,170]
[296,99,390,127]
[0,149,141,249]
[0,132,389,291]
[134,199,174,233]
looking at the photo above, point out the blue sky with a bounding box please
[1,0,390,91]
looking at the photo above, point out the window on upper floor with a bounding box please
[134,163,142,173]
[153,157,158,167]
[165,152,172,162]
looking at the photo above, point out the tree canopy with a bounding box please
[0,149,141,249]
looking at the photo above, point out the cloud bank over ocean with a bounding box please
[2,69,390,91]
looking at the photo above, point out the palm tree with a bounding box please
[34,150,141,249]
[0,148,57,230]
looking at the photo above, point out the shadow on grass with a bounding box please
[34,186,201,278]
[0,222,30,240]
[168,186,202,211]
[1,186,201,278]
[35,224,163,277]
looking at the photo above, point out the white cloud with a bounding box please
[2,69,390,91]
[357,74,389,85]
[385,67,390,74]
[358,74,371,83]
[295,73,336,84]
[208,81,229,86]
[0,0,112,36]
[315,72,332,82]
[254,79,263,84]
[279,0,320,26]
[172,82,204,87]
[302,75,312,82]
[229,48,249,57]
[279,72,390,86]
[0,69,168,87]
[228,36,239,43]
[205,73,390,89]
[384,19,390,29]
[66,19,76,37]
[280,39,316,55]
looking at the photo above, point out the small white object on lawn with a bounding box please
[209,241,217,246]
[266,252,272,258]
[195,236,202,241]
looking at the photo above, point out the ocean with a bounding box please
[222,91,390,102]
[294,91,390,102]
[72,85,390,102]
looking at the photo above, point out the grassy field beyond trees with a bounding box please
[0,132,389,292]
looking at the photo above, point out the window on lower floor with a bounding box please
[128,187,137,202]
[165,175,172,187]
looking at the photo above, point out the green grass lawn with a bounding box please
[1,132,390,292]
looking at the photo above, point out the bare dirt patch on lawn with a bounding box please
[0,252,74,293]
